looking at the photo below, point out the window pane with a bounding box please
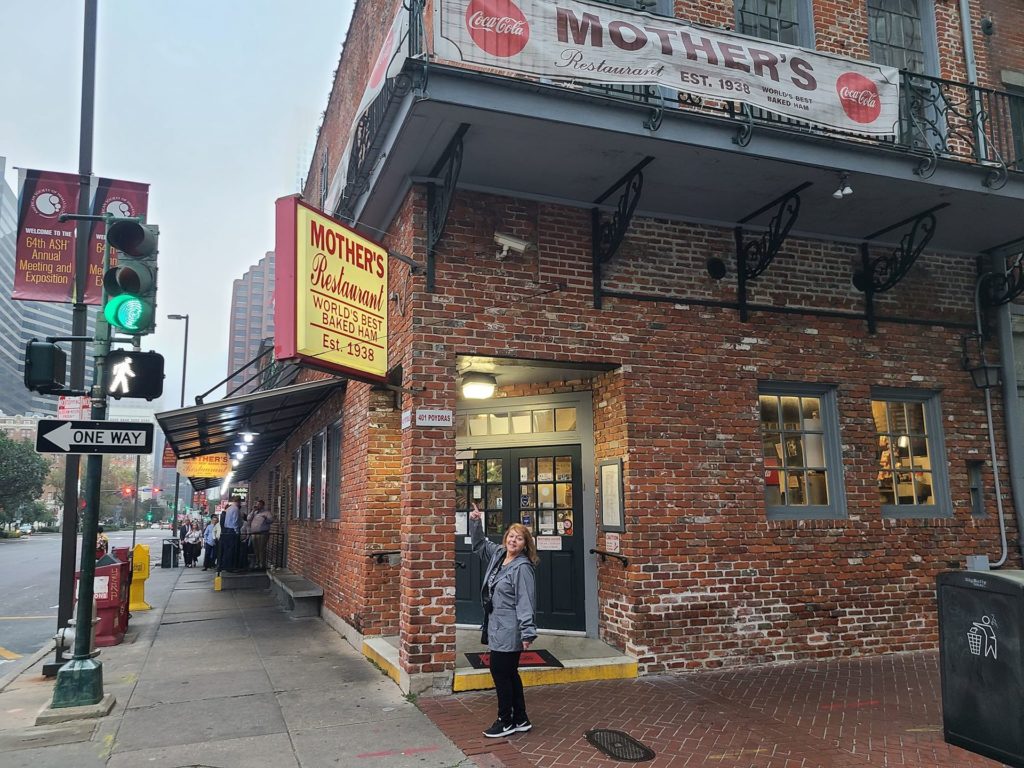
[759,390,832,512]
[455,415,467,437]
[468,413,488,436]
[555,407,577,432]
[489,412,509,435]
[511,411,532,433]
[486,459,502,483]
[533,409,554,433]
[873,396,936,508]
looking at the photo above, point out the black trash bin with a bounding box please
[938,569,1024,767]
[160,538,180,569]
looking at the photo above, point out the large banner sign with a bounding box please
[435,0,900,136]
[274,195,389,382]
[14,170,150,304]
[14,170,80,302]
[85,178,151,305]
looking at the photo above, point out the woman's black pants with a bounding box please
[489,650,526,724]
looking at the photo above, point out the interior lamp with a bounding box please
[461,372,497,399]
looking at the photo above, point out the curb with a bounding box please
[0,641,53,693]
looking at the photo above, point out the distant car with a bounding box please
[150,523,161,529]
[18,524,32,535]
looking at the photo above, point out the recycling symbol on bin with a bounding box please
[968,615,997,660]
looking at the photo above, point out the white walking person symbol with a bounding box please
[968,615,997,660]
[109,356,136,395]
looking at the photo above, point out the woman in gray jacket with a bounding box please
[469,502,539,738]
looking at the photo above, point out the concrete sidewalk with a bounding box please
[0,565,469,768]
[0,563,1009,768]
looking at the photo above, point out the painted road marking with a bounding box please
[0,646,22,660]
[0,615,57,620]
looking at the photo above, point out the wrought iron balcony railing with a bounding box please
[335,2,1024,216]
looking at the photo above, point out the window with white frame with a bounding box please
[310,432,324,520]
[759,383,846,519]
[326,419,342,520]
[735,0,813,47]
[871,390,950,517]
[292,450,302,519]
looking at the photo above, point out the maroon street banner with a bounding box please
[13,170,150,304]
[84,178,150,305]
[13,170,80,302]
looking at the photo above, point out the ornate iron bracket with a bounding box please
[853,204,946,333]
[981,251,1024,306]
[643,106,663,132]
[591,157,653,309]
[425,124,468,293]
[734,182,810,321]
[732,103,754,147]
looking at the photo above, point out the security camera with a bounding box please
[493,232,531,259]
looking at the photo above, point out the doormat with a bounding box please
[465,649,563,669]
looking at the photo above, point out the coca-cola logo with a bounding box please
[369,26,395,91]
[465,0,529,58]
[836,72,881,124]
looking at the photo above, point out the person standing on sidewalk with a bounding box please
[469,502,538,738]
[221,496,241,571]
[202,514,220,570]
[249,499,273,570]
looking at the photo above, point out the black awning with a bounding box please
[156,378,343,490]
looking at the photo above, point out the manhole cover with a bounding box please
[584,729,656,762]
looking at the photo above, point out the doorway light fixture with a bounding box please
[461,372,497,399]
[832,172,853,199]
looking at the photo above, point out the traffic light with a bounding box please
[104,350,165,400]
[103,219,159,335]
[146,511,152,521]
[24,339,67,394]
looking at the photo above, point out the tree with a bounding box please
[0,434,49,527]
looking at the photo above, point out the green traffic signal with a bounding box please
[104,294,152,333]
[103,219,159,335]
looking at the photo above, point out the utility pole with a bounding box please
[44,0,96,680]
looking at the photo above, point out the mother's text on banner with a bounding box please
[434,0,899,136]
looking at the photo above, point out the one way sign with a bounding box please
[35,420,154,455]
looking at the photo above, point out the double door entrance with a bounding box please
[455,445,585,632]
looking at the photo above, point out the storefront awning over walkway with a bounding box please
[156,378,344,490]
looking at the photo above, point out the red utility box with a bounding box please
[75,554,131,646]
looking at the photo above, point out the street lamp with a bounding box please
[168,314,190,536]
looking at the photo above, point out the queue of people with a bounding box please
[179,496,274,572]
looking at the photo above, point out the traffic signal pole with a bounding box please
[45,0,96,680]
[49,239,112,709]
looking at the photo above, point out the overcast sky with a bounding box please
[0,0,351,409]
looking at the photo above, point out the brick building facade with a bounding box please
[164,0,1024,694]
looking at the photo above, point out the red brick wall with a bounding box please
[390,186,1016,673]
[275,0,1022,680]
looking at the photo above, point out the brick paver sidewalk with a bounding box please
[420,651,1002,768]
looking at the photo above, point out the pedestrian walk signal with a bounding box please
[104,220,159,335]
[105,350,164,400]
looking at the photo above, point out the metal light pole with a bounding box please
[168,314,189,535]
[44,0,96,680]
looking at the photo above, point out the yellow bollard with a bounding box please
[129,543,152,611]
